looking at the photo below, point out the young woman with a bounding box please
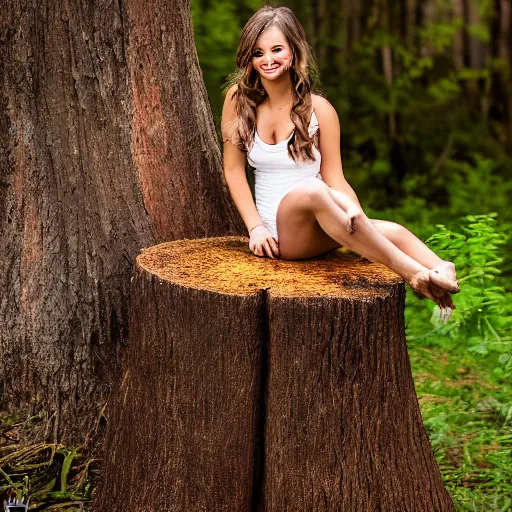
[221,6,459,319]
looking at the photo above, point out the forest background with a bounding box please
[1,0,510,511]
[193,0,512,510]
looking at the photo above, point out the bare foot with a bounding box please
[432,261,459,292]
[427,280,456,310]
[408,270,457,311]
[408,270,431,298]
[430,266,459,294]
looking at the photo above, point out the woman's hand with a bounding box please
[346,204,362,234]
[249,225,280,259]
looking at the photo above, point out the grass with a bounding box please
[0,412,98,511]
[408,322,512,511]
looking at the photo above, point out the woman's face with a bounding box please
[251,26,293,82]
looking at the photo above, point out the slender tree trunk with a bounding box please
[360,0,377,37]
[467,0,486,69]
[317,0,328,66]
[453,0,466,71]
[420,1,437,58]
[346,0,361,58]
[414,0,423,47]
[497,0,512,151]
[490,0,512,151]
[0,0,243,446]
[380,1,396,138]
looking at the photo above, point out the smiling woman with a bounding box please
[220,5,461,318]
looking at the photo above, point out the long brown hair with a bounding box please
[222,6,321,163]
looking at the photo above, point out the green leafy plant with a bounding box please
[405,213,512,509]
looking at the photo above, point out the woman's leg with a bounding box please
[370,219,440,269]
[370,219,457,282]
[276,178,457,307]
[327,187,457,283]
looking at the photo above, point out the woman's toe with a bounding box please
[429,268,460,294]
[432,261,459,290]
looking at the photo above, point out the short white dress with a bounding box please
[247,111,322,241]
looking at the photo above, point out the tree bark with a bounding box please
[94,237,455,511]
[0,0,243,446]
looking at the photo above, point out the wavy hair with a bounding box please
[222,6,321,163]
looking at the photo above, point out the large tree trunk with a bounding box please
[94,238,455,511]
[0,0,243,446]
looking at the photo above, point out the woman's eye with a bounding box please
[253,48,283,57]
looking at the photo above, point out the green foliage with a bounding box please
[313,12,511,217]
[404,213,512,508]
[443,155,512,219]
[419,18,463,52]
[407,213,511,360]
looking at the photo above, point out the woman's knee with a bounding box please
[288,178,329,210]
[304,179,348,210]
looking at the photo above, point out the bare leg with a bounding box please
[327,188,457,280]
[328,189,455,278]
[325,187,362,234]
[314,201,427,283]
[370,219,458,284]
[276,179,458,308]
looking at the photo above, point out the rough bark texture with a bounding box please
[94,237,455,511]
[264,293,450,510]
[0,0,243,446]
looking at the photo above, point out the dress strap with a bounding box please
[308,110,319,138]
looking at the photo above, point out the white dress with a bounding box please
[247,111,322,240]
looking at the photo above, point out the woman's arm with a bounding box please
[313,95,362,208]
[221,85,264,235]
[221,86,279,258]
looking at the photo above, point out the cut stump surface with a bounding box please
[94,236,455,512]
[137,236,402,297]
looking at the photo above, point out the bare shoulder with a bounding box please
[225,83,238,99]
[311,94,339,127]
[221,84,239,142]
[222,84,238,117]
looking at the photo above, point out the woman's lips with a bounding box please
[262,65,280,73]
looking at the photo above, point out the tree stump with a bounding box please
[94,237,455,511]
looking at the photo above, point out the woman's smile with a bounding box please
[262,65,280,74]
